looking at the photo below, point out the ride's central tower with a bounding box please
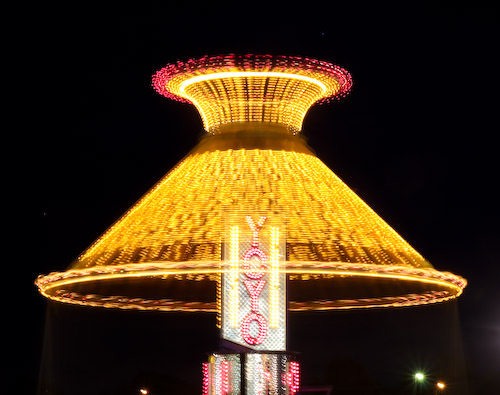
[151,55,344,394]
[36,54,466,394]
[203,213,295,394]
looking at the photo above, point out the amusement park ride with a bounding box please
[37,54,466,394]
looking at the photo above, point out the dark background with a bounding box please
[15,2,499,394]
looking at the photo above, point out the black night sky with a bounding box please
[16,2,499,394]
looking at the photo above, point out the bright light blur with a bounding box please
[139,389,148,394]
[415,372,425,381]
[437,381,446,389]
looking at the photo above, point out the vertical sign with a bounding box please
[222,214,286,351]
[203,353,299,395]
[203,354,241,395]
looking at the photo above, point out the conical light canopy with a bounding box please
[36,54,465,312]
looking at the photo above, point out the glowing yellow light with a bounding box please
[161,61,346,133]
[437,381,445,389]
[65,148,439,273]
[36,55,466,314]
[139,388,148,394]
[229,225,239,327]
[216,266,222,329]
[269,226,280,328]
[178,72,328,96]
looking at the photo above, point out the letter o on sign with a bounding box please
[242,247,267,279]
[241,312,267,345]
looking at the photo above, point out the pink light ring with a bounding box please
[152,54,352,103]
[152,69,192,104]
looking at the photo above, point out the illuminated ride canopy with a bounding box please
[36,54,466,315]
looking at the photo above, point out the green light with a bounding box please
[415,372,425,381]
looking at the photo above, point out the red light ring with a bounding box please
[152,54,352,104]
